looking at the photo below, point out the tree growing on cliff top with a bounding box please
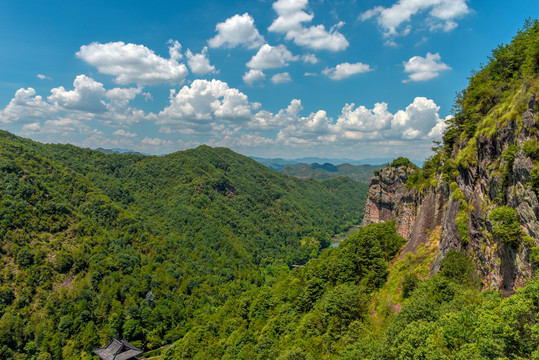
[390,157,416,169]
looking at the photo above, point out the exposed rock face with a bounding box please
[362,107,539,293]
[361,166,417,239]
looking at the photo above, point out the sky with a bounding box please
[0,0,537,161]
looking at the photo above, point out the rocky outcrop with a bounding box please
[361,166,418,239]
[362,104,539,293]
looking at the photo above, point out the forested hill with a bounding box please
[0,129,367,359]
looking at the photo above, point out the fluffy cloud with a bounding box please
[0,88,55,124]
[104,87,152,126]
[247,44,298,69]
[1,75,152,131]
[322,62,372,80]
[0,76,449,158]
[40,118,103,136]
[268,0,313,33]
[271,97,448,147]
[76,41,189,86]
[106,87,142,108]
[113,129,137,137]
[186,46,216,75]
[277,110,334,146]
[302,54,318,64]
[249,99,303,130]
[361,0,469,38]
[157,79,254,133]
[271,72,292,84]
[391,97,448,139]
[243,69,266,85]
[48,75,107,113]
[46,75,149,125]
[141,137,173,146]
[335,102,393,132]
[403,52,451,82]
[208,13,265,49]
[268,0,349,51]
[22,122,41,132]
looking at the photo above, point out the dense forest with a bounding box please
[0,130,367,359]
[161,221,539,359]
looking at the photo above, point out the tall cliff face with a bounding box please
[361,165,417,239]
[361,21,539,293]
[362,104,539,293]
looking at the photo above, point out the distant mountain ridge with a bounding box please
[251,156,423,170]
[95,147,147,155]
[278,162,385,182]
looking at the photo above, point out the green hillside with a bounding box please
[0,130,367,359]
[161,221,539,360]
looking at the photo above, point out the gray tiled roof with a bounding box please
[92,338,143,360]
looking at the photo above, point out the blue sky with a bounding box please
[0,0,537,161]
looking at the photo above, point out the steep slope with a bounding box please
[0,130,367,359]
[362,19,539,293]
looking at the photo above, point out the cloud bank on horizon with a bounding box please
[0,0,485,160]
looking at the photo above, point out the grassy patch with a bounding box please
[369,227,440,329]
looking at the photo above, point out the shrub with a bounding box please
[524,138,539,159]
[489,206,523,246]
[439,250,476,285]
[456,209,470,246]
[390,157,414,169]
[402,273,419,298]
[501,144,520,169]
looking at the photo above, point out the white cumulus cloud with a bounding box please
[302,53,318,64]
[361,0,469,38]
[247,44,299,69]
[186,46,216,75]
[335,102,393,133]
[323,62,372,80]
[271,72,292,84]
[277,109,334,146]
[76,41,189,86]
[0,88,55,124]
[48,75,107,113]
[272,97,449,146]
[0,75,153,130]
[390,97,449,139]
[403,52,451,82]
[249,99,303,130]
[243,69,266,86]
[208,13,265,49]
[113,129,138,137]
[157,79,254,133]
[141,137,173,146]
[41,118,103,136]
[22,122,41,132]
[268,0,349,51]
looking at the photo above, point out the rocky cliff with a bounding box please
[362,100,539,293]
